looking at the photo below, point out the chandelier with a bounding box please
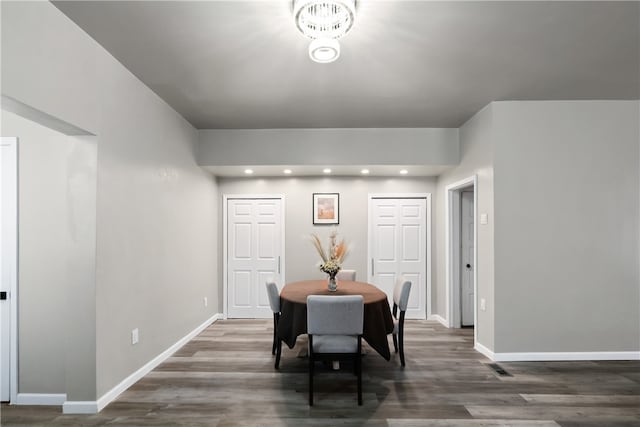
[293,0,356,63]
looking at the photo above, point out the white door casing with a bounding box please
[224,195,284,318]
[1,137,18,402]
[368,194,431,319]
[445,175,477,345]
[460,190,474,326]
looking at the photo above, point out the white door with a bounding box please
[227,197,283,318]
[460,191,474,326]
[369,197,427,319]
[1,137,18,402]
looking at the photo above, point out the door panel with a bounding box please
[1,137,18,401]
[227,198,283,318]
[370,197,427,319]
[460,191,474,326]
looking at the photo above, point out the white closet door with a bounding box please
[460,191,475,326]
[1,137,17,401]
[227,198,283,318]
[369,197,427,319]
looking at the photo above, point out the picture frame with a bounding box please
[312,193,340,225]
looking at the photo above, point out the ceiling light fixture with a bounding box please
[293,0,356,64]
[323,168,332,174]
[283,169,292,174]
[399,169,408,175]
[361,169,370,175]
[309,38,340,63]
[244,169,254,175]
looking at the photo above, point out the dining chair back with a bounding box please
[335,269,356,281]
[265,281,282,367]
[392,277,412,367]
[306,295,364,405]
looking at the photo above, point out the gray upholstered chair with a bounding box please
[336,269,356,281]
[392,277,412,367]
[265,281,282,368]
[307,295,364,406]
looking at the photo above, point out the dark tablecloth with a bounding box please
[277,280,395,360]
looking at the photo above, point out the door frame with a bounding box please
[367,193,432,319]
[445,176,478,339]
[222,194,285,318]
[1,137,18,403]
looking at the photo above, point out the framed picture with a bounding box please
[313,193,339,225]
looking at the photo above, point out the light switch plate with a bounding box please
[131,328,139,345]
[480,213,488,225]
[480,298,486,311]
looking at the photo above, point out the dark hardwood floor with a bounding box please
[2,319,640,426]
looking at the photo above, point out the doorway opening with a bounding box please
[446,176,477,339]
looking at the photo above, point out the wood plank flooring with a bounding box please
[2,319,640,426]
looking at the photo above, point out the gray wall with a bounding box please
[199,128,459,167]
[435,104,496,349]
[218,176,437,311]
[2,1,219,400]
[493,100,640,353]
[1,112,97,398]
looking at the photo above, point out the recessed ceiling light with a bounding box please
[399,169,408,175]
[361,169,370,174]
[244,169,253,175]
[283,169,292,175]
[323,168,332,174]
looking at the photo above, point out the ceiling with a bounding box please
[52,1,639,130]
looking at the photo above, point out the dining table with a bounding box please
[277,280,395,360]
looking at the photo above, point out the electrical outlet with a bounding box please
[480,298,486,311]
[203,297,208,307]
[131,328,139,345]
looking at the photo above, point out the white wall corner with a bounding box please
[64,313,222,415]
[474,342,496,361]
[15,393,67,406]
[427,314,448,327]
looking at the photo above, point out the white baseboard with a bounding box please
[15,393,67,405]
[473,343,640,362]
[474,342,495,360]
[427,314,448,327]
[62,401,98,414]
[63,313,223,414]
[492,351,640,362]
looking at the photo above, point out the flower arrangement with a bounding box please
[310,229,348,280]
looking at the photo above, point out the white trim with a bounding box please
[1,137,19,404]
[472,344,640,362]
[63,401,98,414]
[492,351,640,362]
[222,194,285,318]
[427,314,448,327]
[62,313,223,414]
[15,393,67,406]
[474,342,495,360]
[367,193,431,319]
[445,175,477,348]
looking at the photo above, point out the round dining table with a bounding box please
[277,280,395,360]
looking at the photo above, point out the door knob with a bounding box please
[466,264,471,269]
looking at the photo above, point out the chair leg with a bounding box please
[275,338,282,369]
[392,333,398,353]
[399,323,406,367]
[271,314,278,355]
[357,337,362,406]
[309,336,314,406]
